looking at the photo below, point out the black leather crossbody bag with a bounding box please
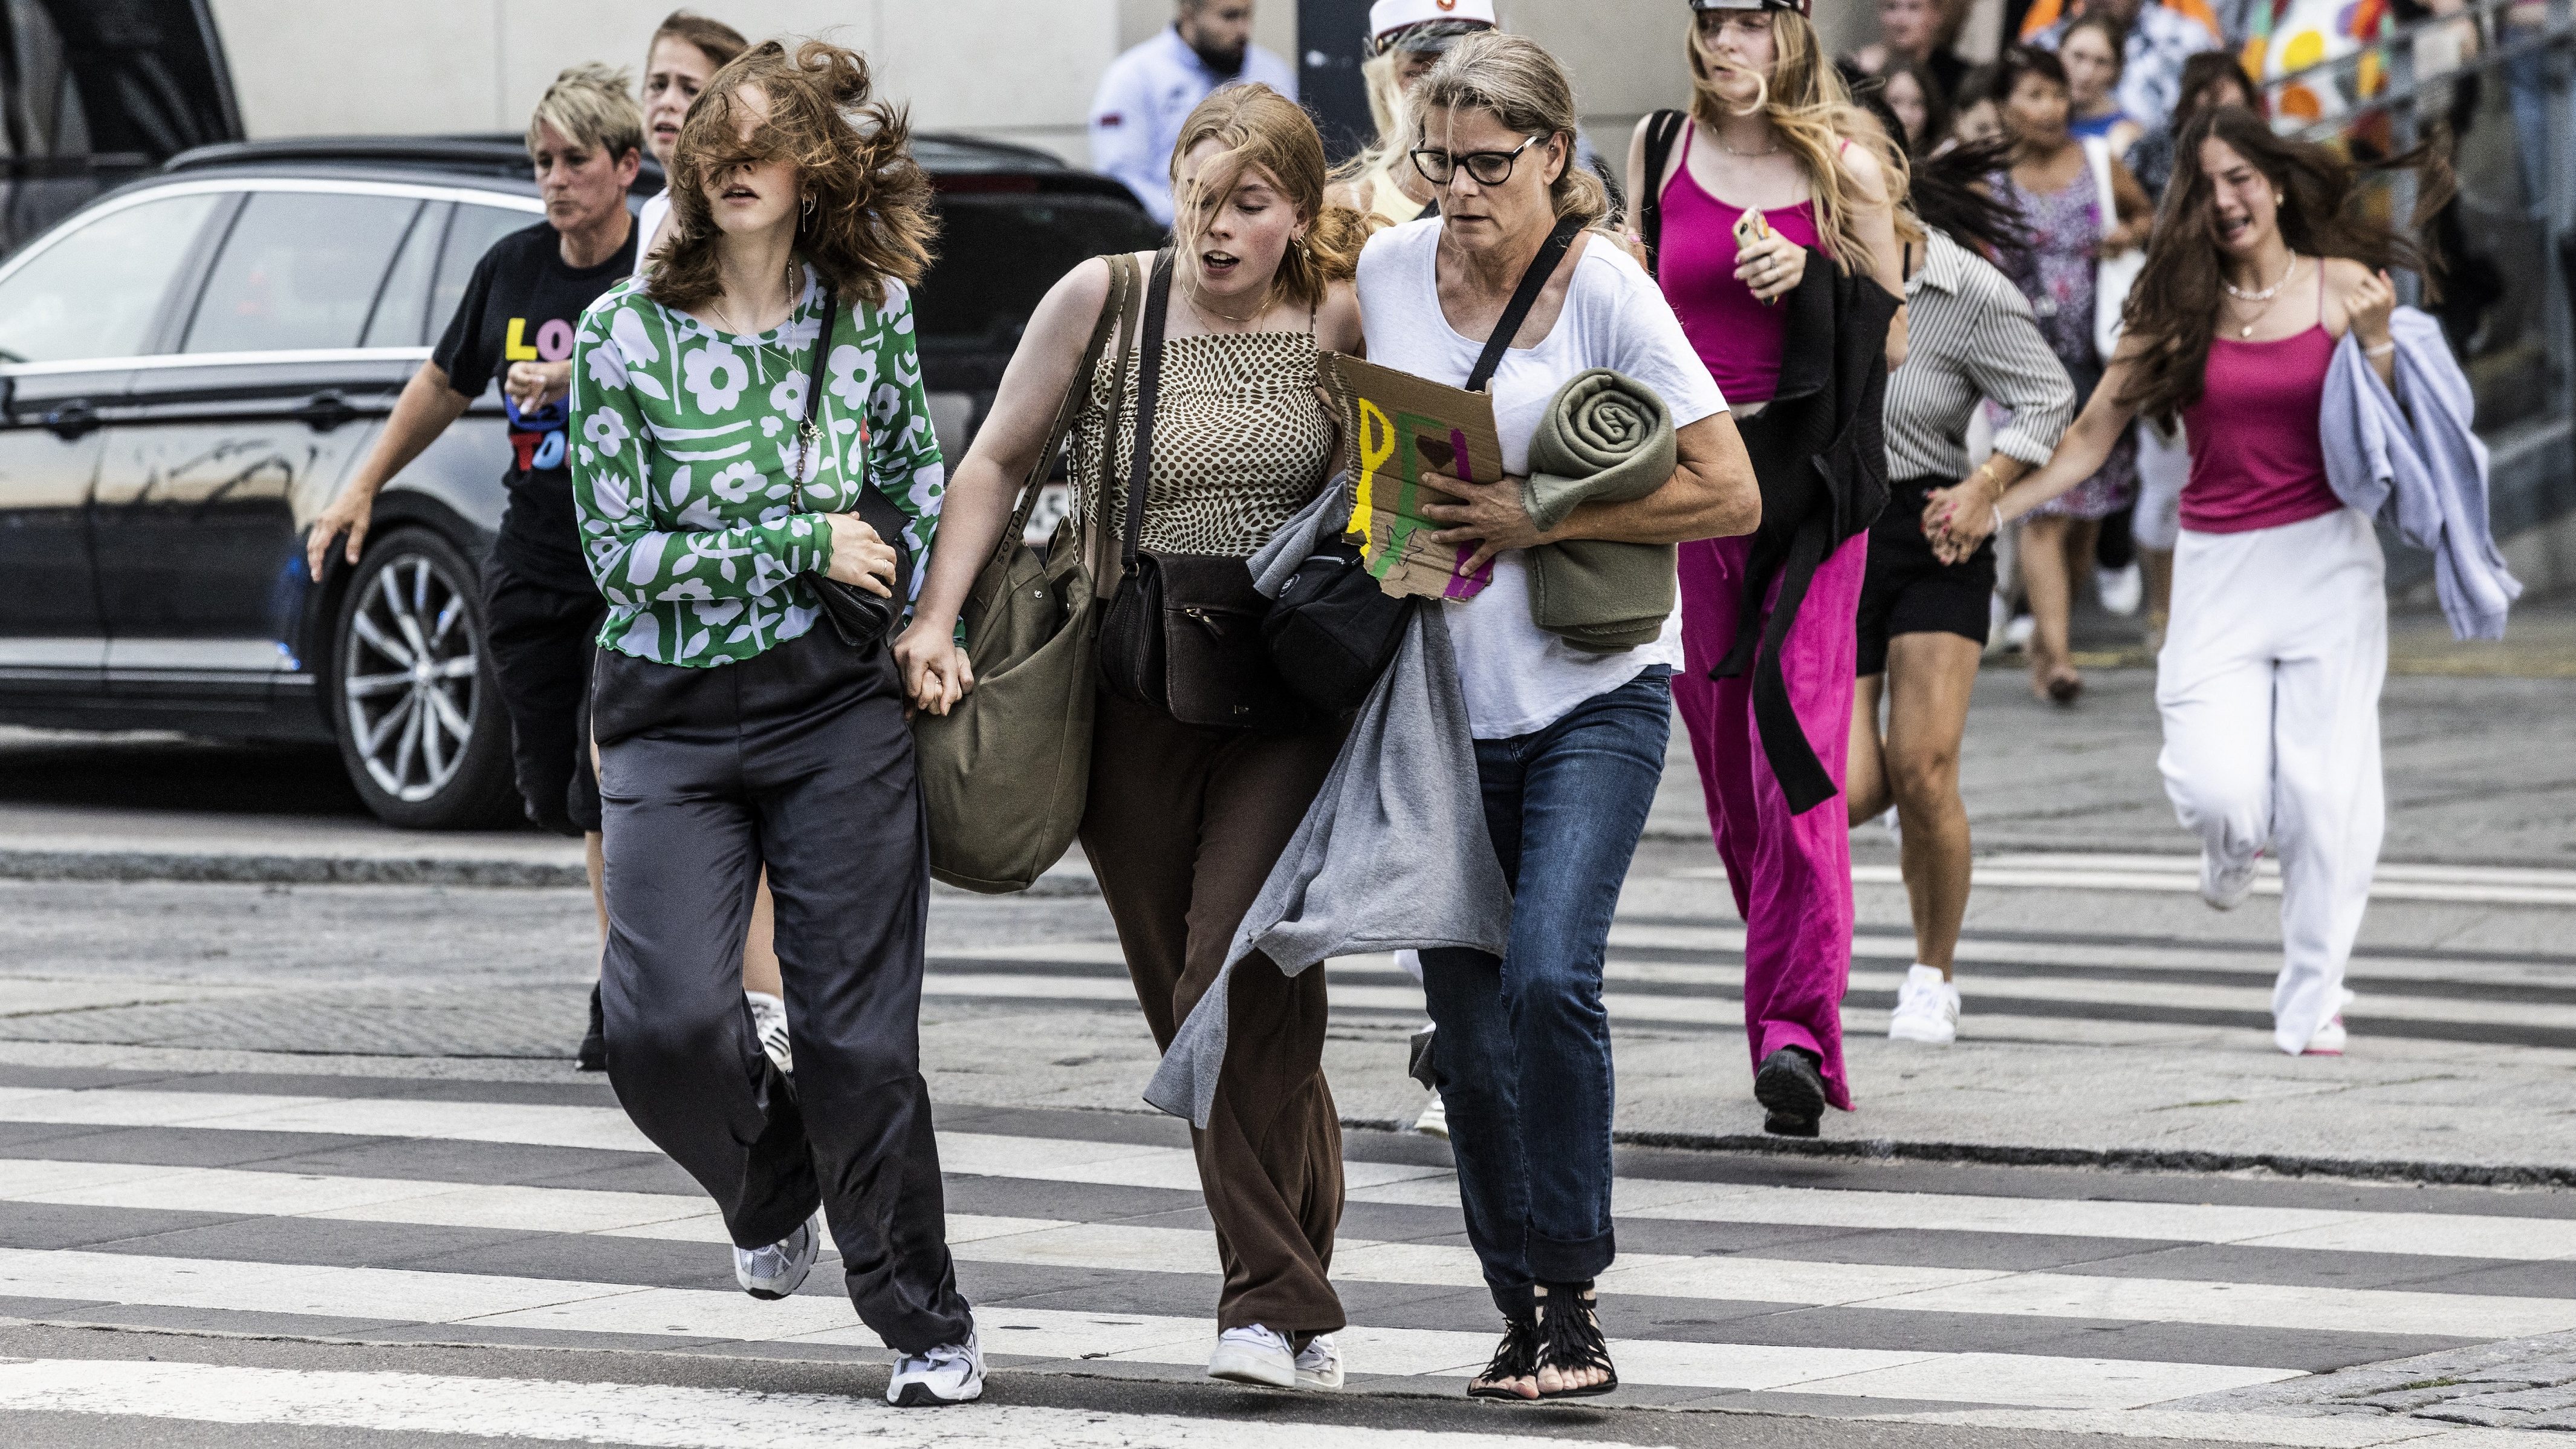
[792,284,914,650]
[1260,214,1587,714]
[1094,250,1305,732]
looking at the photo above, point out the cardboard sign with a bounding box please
[1320,351,1507,601]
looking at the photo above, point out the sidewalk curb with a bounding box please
[1608,1127,2576,1190]
[1345,1116,2576,1187]
[0,848,1106,897]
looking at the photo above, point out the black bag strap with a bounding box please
[993,255,1132,568]
[791,284,840,512]
[1467,213,1585,394]
[1639,108,1688,281]
[1118,248,1177,575]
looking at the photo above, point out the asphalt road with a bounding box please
[4,656,2575,1448]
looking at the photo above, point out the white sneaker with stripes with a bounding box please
[732,1213,818,1300]
[744,990,793,1078]
[886,1330,984,1407]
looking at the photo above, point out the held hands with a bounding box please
[1735,229,1806,304]
[504,360,572,414]
[893,616,974,717]
[1921,471,2002,564]
[1420,469,1549,578]
[822,513,898,597]
[2348,268,2398,352]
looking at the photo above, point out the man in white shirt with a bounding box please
[1090,0,1299,226]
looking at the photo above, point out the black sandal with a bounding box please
[1465,1315,1539,1400]
[1533,1285,1618,1399]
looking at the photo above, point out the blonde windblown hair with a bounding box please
[1687,11,1909,276]
[1328,50,1420,201]
[1169,83,1378,312]
[1410,32,1613,230]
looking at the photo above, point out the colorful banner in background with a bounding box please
[1322,352,1506,602]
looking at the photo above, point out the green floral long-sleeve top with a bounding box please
[568,267,944,667]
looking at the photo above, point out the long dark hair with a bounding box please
[2115,105,2450,425]
[1915,135,2028,265]
[650,39,938,311]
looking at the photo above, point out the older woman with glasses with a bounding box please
[1364,31,1757,1402]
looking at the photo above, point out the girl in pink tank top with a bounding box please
[2178,262,2344,533]
[1655,125,1818,406]
[1921,108,2442,1062]
[1641,4,1907,1144]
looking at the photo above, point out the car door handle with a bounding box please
[294,391,359,432]
[41,400,98,439]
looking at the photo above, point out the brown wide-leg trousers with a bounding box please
[1079,688,1347,1338]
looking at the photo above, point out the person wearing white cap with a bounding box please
[1090,1,1298,227]
[1328,0,1501,227]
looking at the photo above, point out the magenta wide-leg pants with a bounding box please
[1673,532,1866,1113]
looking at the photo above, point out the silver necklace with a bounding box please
[1719,132,1783,158]
[709,261,801,342]
[1184,286,1263,332]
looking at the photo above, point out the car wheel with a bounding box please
[329,529,519,830]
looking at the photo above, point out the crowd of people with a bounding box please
[296,0,2506,1414]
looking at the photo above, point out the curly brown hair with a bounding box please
[2115,105,2448,426]
[647,38,938,313]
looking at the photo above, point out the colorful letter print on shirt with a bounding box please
[568,268,946,668]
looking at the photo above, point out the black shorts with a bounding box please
[481,558,605,836]
[1856,477,1997,678]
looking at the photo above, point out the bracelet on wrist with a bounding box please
[2363,339,2396,358]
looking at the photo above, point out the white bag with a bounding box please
[2087,135,2144,361]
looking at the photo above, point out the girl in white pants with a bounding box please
[1921,105,2436,1056]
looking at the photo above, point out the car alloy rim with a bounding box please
[342,553,479,804]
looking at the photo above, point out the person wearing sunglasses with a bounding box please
[1366,30,1757,1402]
[1627,0,1907,1141]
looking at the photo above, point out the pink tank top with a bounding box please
[2178,269,2343,534]
[1656,126,1820,406]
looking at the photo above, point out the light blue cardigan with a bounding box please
[2319,306,2521,640]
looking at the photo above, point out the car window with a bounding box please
[0,190,223,363]
[914,194,1165,353]
[183,191,421,354]
[429,203,537,337]
[362,201,449,348]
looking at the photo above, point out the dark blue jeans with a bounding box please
[1421,666,1672,1318]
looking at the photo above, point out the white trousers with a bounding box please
[2156,508,2387,1055]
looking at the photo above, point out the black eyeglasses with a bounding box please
[1409,135,1545,187]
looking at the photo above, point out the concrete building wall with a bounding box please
[204,1,1834,182]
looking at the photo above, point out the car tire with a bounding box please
[328,528,519,830]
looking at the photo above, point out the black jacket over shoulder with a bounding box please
[1713,252,1901,816]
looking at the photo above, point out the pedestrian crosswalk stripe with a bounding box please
[10,1091,2576,1261]
[1822,853,2576,908]
[0,1358,1568,1448]
[0,1251,2301,1408]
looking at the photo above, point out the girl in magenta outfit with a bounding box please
[1927,106,2434,1058]
[1627,0,1906,1137]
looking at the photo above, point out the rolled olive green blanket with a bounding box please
[1524,368,1679,653]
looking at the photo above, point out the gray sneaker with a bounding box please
[733,1213,819,1300]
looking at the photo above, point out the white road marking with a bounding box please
[10,1093,2576,1262]
[0,1252,2300,1408]
[0,1358,1591,1448]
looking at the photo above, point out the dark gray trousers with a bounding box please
[592,625,972,1355]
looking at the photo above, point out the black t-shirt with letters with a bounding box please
[431,220,638,594]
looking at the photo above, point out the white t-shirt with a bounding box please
[1355,218,1727,739]
[632,190,671,279]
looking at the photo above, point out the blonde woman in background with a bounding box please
[1328,0,1499,225]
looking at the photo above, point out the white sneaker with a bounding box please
[1985,592,2014,657]
[2302,1016,2348,1056]
[745,991,793,1077]
[2201,847,2260,911]
[1887,964,1960,1045]
[2004,613,2036,652]
[733,1213,820,1300]
[1295,1333,1345,1390]
[1413,1090,1449,1139]
[2098,561,2144,616]
[1207,1324,1297,1388]
[887,1330,984,1407]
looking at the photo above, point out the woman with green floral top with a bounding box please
[568,40,984,1408]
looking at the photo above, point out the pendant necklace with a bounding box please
[2222,254,2300,339]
